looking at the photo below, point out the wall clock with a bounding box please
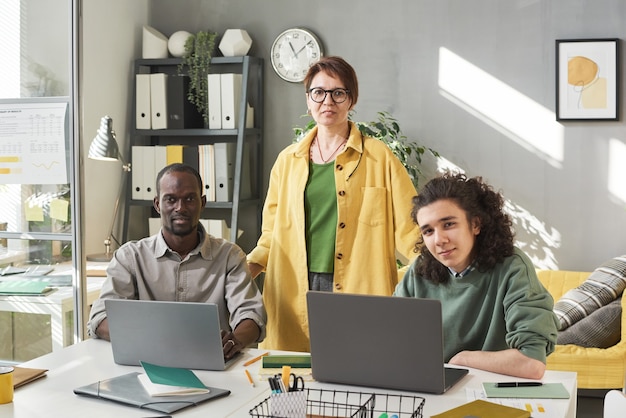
[270,27,324,83]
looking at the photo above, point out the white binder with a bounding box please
[199,144,216,202]
[131,146,144,200]
[214,142,233,202]
[240,142,252,199]
[135,74,152,129]
[207,73,222,129]
[141,146,156,200]
[150,73,168,129]
[141,145,157,200]
[148,217,161,236]
[154,145,167,178]
[207,219,229,239]
[220,73,242,129]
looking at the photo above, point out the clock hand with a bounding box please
[295,45,306,57]
[289,42,298,58]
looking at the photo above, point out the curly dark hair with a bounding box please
[411,171,515,284]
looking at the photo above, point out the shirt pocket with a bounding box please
[358,187,387,226]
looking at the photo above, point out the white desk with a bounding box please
[0,276,105,352]
[1,339,577,418]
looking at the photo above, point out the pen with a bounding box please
[243,351,270,367]
[496,381,543,387]
[268,377,280,393]
[244,369,255,387]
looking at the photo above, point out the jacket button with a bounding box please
[338,190,345,196]
[339,222,345,228]
[336,164,343,171]
[334,283,342,290]
[336,253,343,259]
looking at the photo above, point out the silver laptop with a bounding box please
[105,299,234,371]
[306,291,468,394]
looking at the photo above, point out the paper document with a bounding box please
[466,388,559,418]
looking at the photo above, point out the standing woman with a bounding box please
[247,56,418,352]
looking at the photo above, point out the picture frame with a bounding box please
[555,38,620,121]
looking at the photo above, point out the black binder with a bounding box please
[73,372,230,414]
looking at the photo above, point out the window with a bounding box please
[0,0,83,363]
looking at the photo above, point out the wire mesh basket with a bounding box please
[249,388,425,418]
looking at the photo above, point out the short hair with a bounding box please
[303,56,359,106]
[412,171,515,284]
[155,163,203,196]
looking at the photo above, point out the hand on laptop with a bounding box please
[221,319,262,360]
[221,330,243,360]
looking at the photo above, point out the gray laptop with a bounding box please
[306,291,468,394]
[104,299,234,371]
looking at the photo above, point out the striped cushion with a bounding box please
[557,298,622,348]
[553,256,626,330]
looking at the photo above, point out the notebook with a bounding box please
[74,371,230,414]
[306,291,469,394]
[105,299,234,371]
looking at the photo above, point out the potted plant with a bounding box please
[294,111,439,189]
[178,30,218,126]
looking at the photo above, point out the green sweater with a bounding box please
[394,248,558,363]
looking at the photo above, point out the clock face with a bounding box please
[271,28,324,83]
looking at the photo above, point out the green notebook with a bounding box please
[140,361,206,389]
[0,280,54,295]
[262,354,312,368]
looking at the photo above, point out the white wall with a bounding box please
[81,0,149,256]
[82,0,626,271]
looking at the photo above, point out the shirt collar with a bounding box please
[449,263,475,278]
[154,223,210,259]
[293,121,363,158]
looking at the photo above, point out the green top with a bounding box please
[394,248,558,363]
[304,161,337,273]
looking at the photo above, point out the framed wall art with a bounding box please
[555,38,620,121]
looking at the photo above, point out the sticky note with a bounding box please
[25,203,44,222]
[50,199,69,222]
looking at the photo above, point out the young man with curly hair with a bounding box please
[394,171,558,379]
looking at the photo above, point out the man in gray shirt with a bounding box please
[87,163,266,360]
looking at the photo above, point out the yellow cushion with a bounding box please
[538,269,626,389]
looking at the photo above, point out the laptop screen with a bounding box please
[306,291,467,393]
[105,299,228,371]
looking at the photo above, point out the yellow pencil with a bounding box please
[243,351,270,367]
[244,368,255,387]
[281,365,291,389]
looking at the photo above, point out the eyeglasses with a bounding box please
[307,87,350,104]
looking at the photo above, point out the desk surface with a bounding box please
[1,339,577,418]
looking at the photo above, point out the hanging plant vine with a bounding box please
[179,30,218,126]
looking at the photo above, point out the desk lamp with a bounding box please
[86,116,131,262]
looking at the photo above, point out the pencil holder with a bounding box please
[269,391,307,418]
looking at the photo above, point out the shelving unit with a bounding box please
[122,56,264,245]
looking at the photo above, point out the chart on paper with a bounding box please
[0,101,68,184]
